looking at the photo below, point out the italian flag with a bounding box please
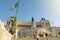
[10,1,19,10]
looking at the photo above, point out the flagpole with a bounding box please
[15,0,20,18]
[15,7,18,19]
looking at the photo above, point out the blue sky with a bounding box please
[0,0,60,27]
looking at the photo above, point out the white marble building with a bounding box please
[5,17,60,38]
